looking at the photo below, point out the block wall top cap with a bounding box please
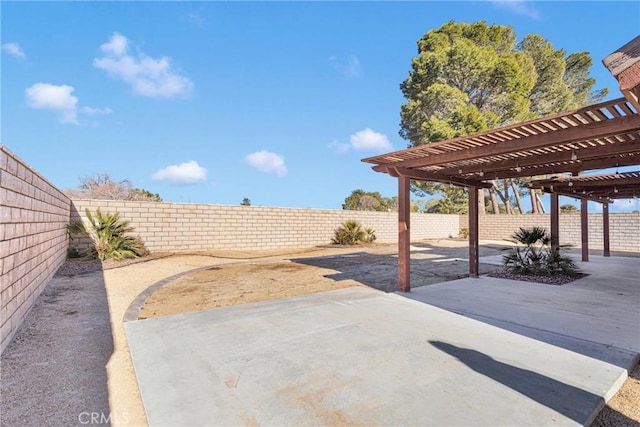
[603,35,640,77]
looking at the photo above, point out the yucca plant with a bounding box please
[68,209,148,261]
[332,220,368,245]
[502,226,578,276]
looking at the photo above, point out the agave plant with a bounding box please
[502,226,578,276]
[68,208,148,261]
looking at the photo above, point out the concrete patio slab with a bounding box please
[407,255,640,364]
[125,283,634,427]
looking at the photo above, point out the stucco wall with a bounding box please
[0,146,70,353]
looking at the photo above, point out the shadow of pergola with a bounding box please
[291,242,508,293]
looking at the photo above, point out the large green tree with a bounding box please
[342,189,391,211]
[342,190,426,212]
[400,21,607,213]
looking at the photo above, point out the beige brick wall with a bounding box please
[460,213,640,252]
[70,199,460,252]
[1,146,70,354]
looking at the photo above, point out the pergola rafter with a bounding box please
[363,98,640,181]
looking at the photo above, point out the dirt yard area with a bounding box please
[138,239,505,319]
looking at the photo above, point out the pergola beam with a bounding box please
[390,166,493,189]
[531,171,640,201]
[437,139,640,177]
[535,176,640,189]
[393,114,640,169]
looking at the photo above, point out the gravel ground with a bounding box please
[487,269,588,285]
[55,253,173,277]
[0,270,113,426]
[592,362,640,427]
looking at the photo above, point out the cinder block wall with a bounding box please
[70,199,460,252]
[1,146,70,354]
[459,213,640,252]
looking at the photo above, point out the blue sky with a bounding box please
[2,1,639,212]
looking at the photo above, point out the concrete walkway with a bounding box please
[125,256,639,426]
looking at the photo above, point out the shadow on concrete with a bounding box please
[0,256,115,426]
[429,340,613,425]
[292,241,506,292]
[570,248,640,259]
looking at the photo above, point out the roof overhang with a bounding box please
[603,35,640,111]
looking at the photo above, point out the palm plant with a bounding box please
[68,208,148,261]
[502,226,578,276]
[332,220,374,245]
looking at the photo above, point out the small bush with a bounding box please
[502,226,578,276]
[364,227,377,243]
[332,221,376,245]
[68,208,148,261]
[459,227,469,238]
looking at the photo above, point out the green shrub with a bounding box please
[332,221,376,245]
[363,227,377,243]
[502,226,578,276]
[459,227,469,238]
[68,208,148,261]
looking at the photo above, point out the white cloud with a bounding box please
[25,83,79,124]
[94,32,194,98]
[328,140,351,154]
[331,128,393,154]
[245,150,287,177]
[2,42,26,59]
[351,128,393,151]
[330,55,362,77]
[152,161,207,184]
[491,0,540,19]
[82,106,113,116]
[25,83,112,125]
[185,12,206,28]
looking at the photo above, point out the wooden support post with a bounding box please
[581,198,589,262]
[398,175,410,292]
[550,192,559,258]
[603,202,610,257]
[468,186,479,278]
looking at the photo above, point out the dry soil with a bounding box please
[140,239,504,319]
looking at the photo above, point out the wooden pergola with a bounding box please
[363,37,640,292]
[362,97,640,291]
